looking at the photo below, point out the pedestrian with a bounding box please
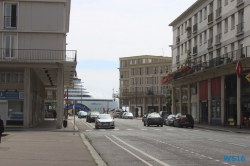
[53,110,57,120]
[0,116,4,144]
[233,110,237,127]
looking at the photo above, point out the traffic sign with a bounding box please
[245,73,250,82]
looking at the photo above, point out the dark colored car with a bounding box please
[86,111,100,123]
[173,113,194,128]
[144,112,164,127]
[164,114,176,126]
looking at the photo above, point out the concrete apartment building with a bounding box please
[118,55,172,116]
[0,0,76,129]
[166,0,250,128]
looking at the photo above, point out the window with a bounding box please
[199,34,202,45]
[146,67,149,74]
[225,0,228,5]
[120,61,124,68]
[199,10,202,22]
[4,35,17,58]
[231,14,235,29]
[146,77,149,84]
[4,3,17,28]
[225,18,228,32]
[142,59,146,63]
[130,60,133,65]
[13,73,24,83]
[134,59,137,64]
[148,58,152,63]
[139,68,142,75]
[139,78,142,84]
[154,67,157,74]
[0,73,11,83]
[204,31,207,43]
[132,78,135,85]
[132,68,135,75]
[204,7,207,19]
[181,44,183,55]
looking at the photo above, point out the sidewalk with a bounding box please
[134,117,250,134]
[1,118,106,166]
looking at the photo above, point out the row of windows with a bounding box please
[0,72,24,83]
[120,59,168,67]
[177,0,238,36]
[130,66,170,75]
[177,10,244,57]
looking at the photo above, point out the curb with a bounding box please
[194,125,250,134]
[80,134,107,166]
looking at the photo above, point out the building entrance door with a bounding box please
[201,101,208,123]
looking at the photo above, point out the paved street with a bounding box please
[76,117,250,166]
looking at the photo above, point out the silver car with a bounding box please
[95,114,115,129]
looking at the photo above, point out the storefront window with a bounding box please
[191,103,197,118]
[212,100,221,118]
[8,100,23,120]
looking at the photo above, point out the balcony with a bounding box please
[207,38,213,49]
[237,0,244,7]
[216,7,222,19]
[208,13,213,24]
[193,23,197,33]
[0,49,77,62]
[215,33,222,45]
[193,46,197,55]
[163,46,250,83]
[236,22,244,35]
[176,36,180,44]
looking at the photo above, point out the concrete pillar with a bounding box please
[208,79,211,125]
[188,84,191,114]
[221,76,225,127]
[172,87,176,114]
[237,76,241,128]
[179,86,182,113]
[56,68,64,129]
[23,68,31,128]
[197,82,200,124]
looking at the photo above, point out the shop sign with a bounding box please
[0,91,20,99]
[245,73,250,82]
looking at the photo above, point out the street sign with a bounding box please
[245,73,250,82]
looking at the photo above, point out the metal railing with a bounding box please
[0,49,77,62]
[171,46,249,80]
[216,7,222,18]
[215,33,222,44]
[236,22,244,34]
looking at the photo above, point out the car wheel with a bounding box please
[157,125,159,127]
[147,122,150,127]
[191,125,194,129]
[95,125,99,129]
[161,124,163,127]
[111,127,115,129]
[144,122,146,126]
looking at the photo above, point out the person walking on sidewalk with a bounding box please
[53,110,57,120]
[0,116,4,144]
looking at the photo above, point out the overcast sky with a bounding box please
[66,0,197,99]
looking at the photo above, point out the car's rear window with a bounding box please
[148,113,160,118]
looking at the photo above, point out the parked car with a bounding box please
[113,109,122,118]
[164,114,176,126]
[95,114,115,129]
[78,111,87,118]
[123,112,133,119]
[86,111,100,123]
[144,112,164,127]
[159,111,171,119]
[173,113,194,128]
[119,110,127,118]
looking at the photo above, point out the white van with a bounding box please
[113,109,122,118]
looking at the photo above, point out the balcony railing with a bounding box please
[193,46,197,54]
[167,46,250,82]
[215,33,222,44]
[0,49,77,62]
[208,38,213,48]
[193,23,197,33]
[216,7,222,18]
[208,13,213,23]
[236,22,244,34]
[237,0,244,5]
[176,36,180,44]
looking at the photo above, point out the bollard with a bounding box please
[63,120,67,128]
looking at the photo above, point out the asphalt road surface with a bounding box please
[75,116,249,166]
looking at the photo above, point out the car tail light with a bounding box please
[179,117,183,121]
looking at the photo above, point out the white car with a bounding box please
[95,114,115,129]
[123,112,133,119]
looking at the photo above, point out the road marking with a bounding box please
[113,129,120,131]
[127,129,134,130]
[81,121,93,130]
[228,142,247,147]
[86,130,92,132]
[105,135,153,166]
[154,129,161,130]
[141,129,148,130]
[222,162,229,164]
[112,135,170,166]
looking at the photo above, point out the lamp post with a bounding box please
[134,82,137,118]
